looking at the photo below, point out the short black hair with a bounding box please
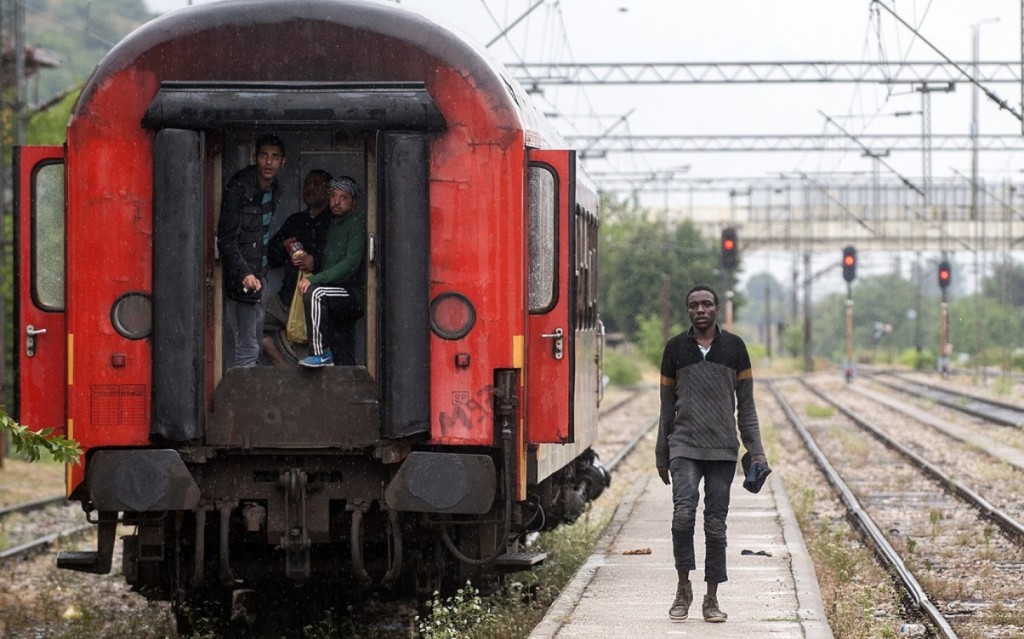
[686,284,719,307]
[306,168,332,182]
[255,133,286,155]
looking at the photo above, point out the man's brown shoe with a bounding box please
[668,580,692,620]
[702,594,727,622]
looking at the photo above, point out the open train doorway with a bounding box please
[214,130,374,375]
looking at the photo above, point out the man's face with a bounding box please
[303,173,329,210]
[254,144,286,186]
[329,188,357,217]
[686,290,718,330]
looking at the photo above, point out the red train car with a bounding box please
[14,0,604,625]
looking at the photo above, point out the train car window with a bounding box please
[33,162,65,310]
[528,165,556,312]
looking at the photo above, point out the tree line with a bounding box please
[597,193,1024,373]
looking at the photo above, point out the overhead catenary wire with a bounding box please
[820,109,924,196]
[872,0,1023,123]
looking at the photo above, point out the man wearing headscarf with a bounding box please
[297,176,366,367]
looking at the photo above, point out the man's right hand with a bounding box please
[657,466,670,485]
[292,253,314,272]
[241,273,261,293]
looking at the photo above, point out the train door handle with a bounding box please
[26,324,47,357]
[540,327,564,360]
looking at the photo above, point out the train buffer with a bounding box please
[528,472,834,638]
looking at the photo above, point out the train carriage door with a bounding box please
[378,132,431,439]
[14,146,67,436]
[525,149,575,443]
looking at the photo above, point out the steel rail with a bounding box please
[767,381,958,639]
[0,494,66,519]
[801,380,1024,542]
[0,524,94,562]
[605,416,658,473]
[873,373,1024,428]
[887,372,1024,414]
[597,386,645,421]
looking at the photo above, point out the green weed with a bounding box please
[804,404,835,418]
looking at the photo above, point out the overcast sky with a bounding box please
[141,1,1023,290]
[140,1,1024,194]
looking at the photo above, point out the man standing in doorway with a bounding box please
[655,284,768,623]
[217,133,286,367]
[262,168,333,366]
[297,176,366,368]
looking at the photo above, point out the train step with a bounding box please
[57,551,103,572]
[494,551,547,571]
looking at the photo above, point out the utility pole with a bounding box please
[763,277,772,360]
[972,18,998,295]
[915,82,955,209]
[0,0,26,465]
[0,0,6,467]
[802,251,812,373]
[660,273,670,345]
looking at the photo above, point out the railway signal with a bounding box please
[841,245,857,282]
[938,259,951,289]
[720,227,738,270]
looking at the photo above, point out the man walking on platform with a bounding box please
[655,284,769,623]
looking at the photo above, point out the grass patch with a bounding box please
[0,457,65,507]
[602,348,644,386]
[804,404,835,419]
[994,375,1015,397]
[415,503,613,639]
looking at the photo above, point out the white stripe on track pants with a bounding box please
[302,284,363,365]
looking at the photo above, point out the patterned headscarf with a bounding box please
[327,175,361,199]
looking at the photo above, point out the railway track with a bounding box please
[769,378,1024,638]
[869,371,1024,428]
[0,495,92,563]
[593,383,659,472]
[0,383,660,638]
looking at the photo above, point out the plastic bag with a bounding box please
[286,273,308,344]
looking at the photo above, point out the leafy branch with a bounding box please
[1,411,81,465]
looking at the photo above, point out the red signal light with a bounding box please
[720,227,738,269]
[938,259,951,289]
[842,246,857,282]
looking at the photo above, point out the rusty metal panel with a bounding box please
[208,367,379,449]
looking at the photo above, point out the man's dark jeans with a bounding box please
[669,456,736,583]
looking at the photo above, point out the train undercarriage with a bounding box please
[57,369,608,629]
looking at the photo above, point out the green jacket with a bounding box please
[307,210,366,305]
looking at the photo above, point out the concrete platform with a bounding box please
[529,471,834,638]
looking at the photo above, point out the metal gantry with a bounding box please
[508,61,1022,87]
[567,133,1024,155]
[595,176,1024,253]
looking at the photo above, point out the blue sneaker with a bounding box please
[298,351,333,368]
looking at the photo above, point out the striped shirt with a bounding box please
[655,324,764,466]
